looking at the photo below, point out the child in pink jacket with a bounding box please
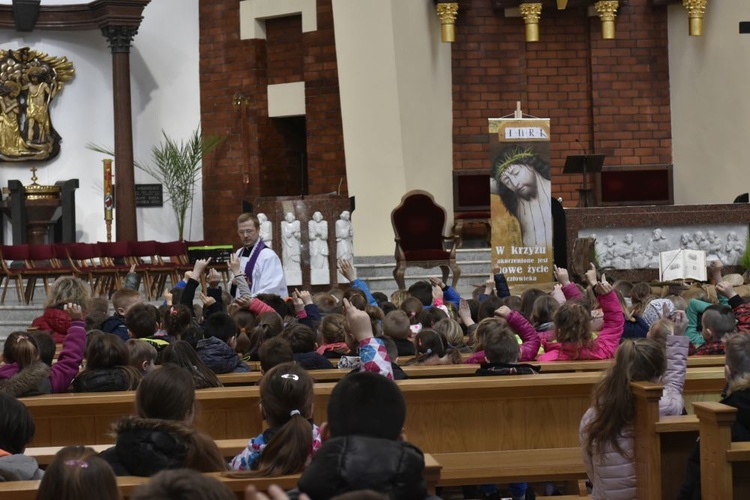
[538,265,624,361]
[1,303,86,392]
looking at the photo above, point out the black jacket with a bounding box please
[72,367,138,392]
[298,435,428,500]
[678,386,750,499]
[475,362,539,376]
[196,336,250,374]
[293,352,334,370]
[100,416,224,477]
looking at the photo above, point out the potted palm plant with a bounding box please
[89,128,224,240]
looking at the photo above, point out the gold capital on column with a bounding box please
[436,3,459,43]
[682,0,707,36]
[519,3,542,43]
[595,1,618,39]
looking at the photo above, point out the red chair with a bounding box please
[129,240,176,299]
[97,241,133,294]
[26,244,73,302]
[155,241,190,291]
[0,245,29,304]
[391,190,461,290]
[65,242,117,294]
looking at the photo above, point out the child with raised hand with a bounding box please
[0,393,43,481]
[0,303,85,393]
[539,264,624,361]
[465,305,541,364]
[31,276,91,343]
[230,362,321,474]
[37,446,119,500]
[580,339,666,499]
[647,310,690,416]
[341,297,393,379]
[686,278,750,356]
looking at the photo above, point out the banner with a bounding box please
[488,118,553,284]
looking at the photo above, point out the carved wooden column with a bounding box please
[102,26,138,242]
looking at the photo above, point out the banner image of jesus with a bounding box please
[491,145,552,248]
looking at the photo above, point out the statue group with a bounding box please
[596,228,747,270]
[0,48,74,162]
[257,211,354,285]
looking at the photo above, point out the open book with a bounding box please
[659,249,707,282]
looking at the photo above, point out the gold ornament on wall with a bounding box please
[594,1,618,40]
[0,47,75,162]
[435,2,459,43]
[682,0,707,36]
[519,3,543,43]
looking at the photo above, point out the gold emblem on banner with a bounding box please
[0,47,75,162]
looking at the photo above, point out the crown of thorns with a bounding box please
[493,146,536,176]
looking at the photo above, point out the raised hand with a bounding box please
[553,265,570,286]
[343,297,373,341]
[64,303,83,320]
[584,263,598,287]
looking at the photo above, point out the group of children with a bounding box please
[1,254,749,499]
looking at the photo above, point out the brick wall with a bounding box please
[452,0,672,205]
[199,0,346,244]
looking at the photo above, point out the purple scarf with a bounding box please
[243,240,266,289]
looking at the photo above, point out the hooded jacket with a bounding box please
[0,362,51,397]
[196,336,250,374]
[72,367,139,393]
[99,416,226,477]
[0,454,44,482]
[101,314,130,343]
[297,435,428,500]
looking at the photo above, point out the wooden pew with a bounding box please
[22,368,726,451]
[632,381,701,500]
[217,356,727,386]
[692,401,750,499]
[0,455,442,500]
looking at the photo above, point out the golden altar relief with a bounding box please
[0,47,75,162]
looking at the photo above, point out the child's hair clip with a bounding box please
[64,460,89,468]
[281,373,300,381]
[289,409,301,417]
[425,348,433,355]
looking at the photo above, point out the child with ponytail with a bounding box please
[539,264,624,361]
[230,362,321,475]
[580,339,667,499]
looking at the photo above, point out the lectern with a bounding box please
[564,154,605,208]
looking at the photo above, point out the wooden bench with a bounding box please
[217,356,727,386]
[632,381,702,500]
[22,368,726,451]
[692,401,750,499]
[0,456,441,500]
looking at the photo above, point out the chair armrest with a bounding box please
[394,237,406,260]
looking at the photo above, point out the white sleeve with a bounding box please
[251,249,288,298]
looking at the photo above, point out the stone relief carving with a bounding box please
[580,225,748,270]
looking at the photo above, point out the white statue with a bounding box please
[309,211,330,285]
[336,210,354,262]
[725,231,744,266]
[281,212,302,285]
[257,213,273,249]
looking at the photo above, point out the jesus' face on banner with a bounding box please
[491,146,552,248]
[498,163,538,200]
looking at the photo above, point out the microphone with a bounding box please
[574,138,587,155]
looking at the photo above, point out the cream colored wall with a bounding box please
[669,0,750,205]
[332,0,453,256]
